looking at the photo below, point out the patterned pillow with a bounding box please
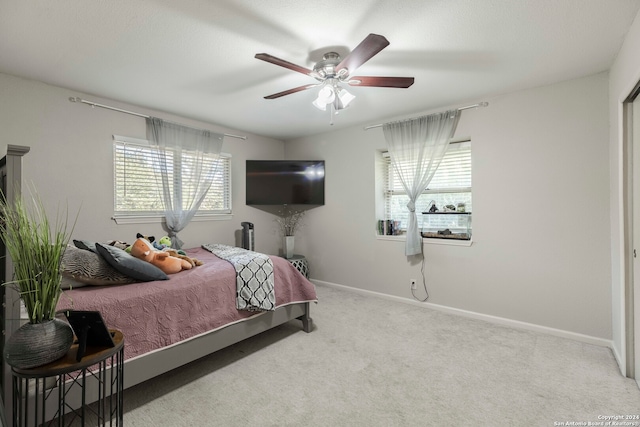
[62,245,135,286]
[60,276,87,290]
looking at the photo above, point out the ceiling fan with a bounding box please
[255,33,414,114]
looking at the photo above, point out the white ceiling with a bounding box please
[1,0,639,141]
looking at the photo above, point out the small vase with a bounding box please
[4,318,74,369]
[285,235,295,259]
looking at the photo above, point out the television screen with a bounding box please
[246,160,325,206]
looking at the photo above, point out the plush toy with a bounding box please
[129,238,192,274]
[133,233,204,268]
[148,234,202,267]
[164,248,204,267]
[136,232,155,243]
[106,240,129,251]
[152,235,183,253]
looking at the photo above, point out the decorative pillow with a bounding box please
[73,239,97,253]
[95,243,169,282]
[60,276,88,290]
[62,245,135,286]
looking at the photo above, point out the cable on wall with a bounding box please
[410,253,430,302]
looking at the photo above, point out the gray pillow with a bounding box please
[62,245,135,286]
[95,243,168,282]
[73,239,97,253]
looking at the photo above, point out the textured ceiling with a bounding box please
[1,0,639,140]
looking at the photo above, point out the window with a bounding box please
[113,135,231,217]
[382,139,471,233]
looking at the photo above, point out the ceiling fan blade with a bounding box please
[264,84,318,99]
[348,76,415,88]
[336,34,390,74]
[255,53,315,76]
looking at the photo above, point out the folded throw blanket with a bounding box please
[202,244,275,312]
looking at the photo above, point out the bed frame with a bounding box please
[0,145,314,423]
[1,145,30,425]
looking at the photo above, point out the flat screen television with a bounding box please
[246,160,325,206]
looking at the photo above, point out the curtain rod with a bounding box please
[363,102,489,131]
[68,97,247,140]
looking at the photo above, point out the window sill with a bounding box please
[376,234,473,247]
[112,214,233,225]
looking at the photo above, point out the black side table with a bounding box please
[11,329,124,427]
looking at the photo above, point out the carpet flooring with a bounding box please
[92,284,640,426]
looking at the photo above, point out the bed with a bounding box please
[56,244,317,368]
[1,145,317,423]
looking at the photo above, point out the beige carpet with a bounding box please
[108,284,639,426]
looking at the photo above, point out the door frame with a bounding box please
[623,79,640,382]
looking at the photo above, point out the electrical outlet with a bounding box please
[410,279,417,290]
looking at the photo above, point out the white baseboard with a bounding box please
[312,279,614,349]
[610,342,626,377]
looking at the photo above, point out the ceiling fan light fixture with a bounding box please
[336,87,355,108]
[313,100,327,111]
[313,85,336,110]
[256,33,413,122]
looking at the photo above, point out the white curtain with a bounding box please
[146,117,224,249]
[383,110,461,256]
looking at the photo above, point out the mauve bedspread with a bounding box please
[56,247,317,361]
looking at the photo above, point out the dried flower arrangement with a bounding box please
[275,207,305,236]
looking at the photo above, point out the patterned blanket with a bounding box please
[202,244,275,312]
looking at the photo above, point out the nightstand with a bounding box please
[285,254,309,279]
[11,329,124,426]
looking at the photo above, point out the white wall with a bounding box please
[609,9,640,374]
[0,72,286,254]
[287,72,612,340]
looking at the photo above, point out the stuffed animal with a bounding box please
[154,235,203,267]
[152,235,183,254]
[129,238,192,274]
[164,248,204,267]
[136,232,155,243]
[135,233,204,268]
[152,241,168,251]
[106,240,129,251]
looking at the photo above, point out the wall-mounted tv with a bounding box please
[246,160,325,206]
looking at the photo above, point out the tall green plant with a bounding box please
[0,192,72,324]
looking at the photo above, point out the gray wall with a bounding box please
[609,8,640,374]
[0,65,616,348]
[286,72,612,341]
[0,72,286,254]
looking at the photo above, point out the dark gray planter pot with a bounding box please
[4,318,74,369]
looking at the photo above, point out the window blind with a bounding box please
[384,140,471,195]
[113,137,231,216]
[383,140,472,229]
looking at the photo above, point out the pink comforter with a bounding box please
[56,247,317,361]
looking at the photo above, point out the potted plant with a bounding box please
[275,206,305,259]
[0,191,74,369]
